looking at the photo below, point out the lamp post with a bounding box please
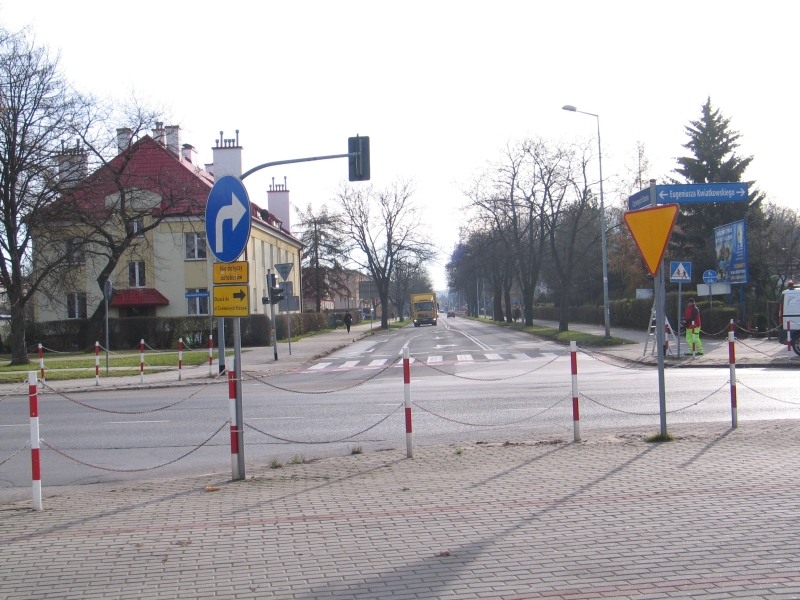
[562,104,611,338]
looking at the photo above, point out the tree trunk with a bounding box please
[523,287,535,327]
[380,290,390,329]
[9,299,29,365]
[493,287,503,321]
[558,289,570,332]
[504,283,513,324]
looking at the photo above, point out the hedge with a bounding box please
[272,309,362,340]
[26,314,272,352]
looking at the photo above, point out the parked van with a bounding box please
[779,286,800,355]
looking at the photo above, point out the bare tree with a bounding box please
[336,179,433,329]
[0,29,84,364]
[389,258,433,321]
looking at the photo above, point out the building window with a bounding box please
[65,239,85,265]
[66,292,87,319]
[187,288,209,315]
[185,232,207,260]
[128,261,146,287]
[127,218,145,238]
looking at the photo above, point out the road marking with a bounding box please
[457,330,492,351]
[0,423,28,427]
[513,353,531,360]
[107,420,169,424]
[367,359,387,367]
[485,353,503,360]
[307,362,332,370]
[428,356,443,363]
[339,361,360,369]
[457,354,474,362]
[247,417,304,420]
[542,352,557,358]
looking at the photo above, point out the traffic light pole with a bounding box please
[241,152,356,180]
[268,269,278,361]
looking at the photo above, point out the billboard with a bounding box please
[713,220,748,284]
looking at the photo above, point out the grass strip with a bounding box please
[466,317,631,347]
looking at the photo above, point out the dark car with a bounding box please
[447,310,456,318]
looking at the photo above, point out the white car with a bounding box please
[779,286,800,355]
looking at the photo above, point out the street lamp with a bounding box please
[562,104,611,338]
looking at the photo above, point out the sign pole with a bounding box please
[268,269,278,361]
[233,317,245,479]
[649,179,668,437]
[104,280,111,375]
[677,282,682,357]
[285,297,292,355]
[217,318,226,373]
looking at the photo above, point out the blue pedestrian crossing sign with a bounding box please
[669,261,692,283]
[205,176,251,263]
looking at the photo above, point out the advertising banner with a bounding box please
[713,220,748,284]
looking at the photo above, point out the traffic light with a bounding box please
[268,274,285,305]
[348,135,370,181]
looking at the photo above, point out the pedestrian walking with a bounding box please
[343,310,353,333]
[682,298,704,355]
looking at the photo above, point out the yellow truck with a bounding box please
[411,292,438,327]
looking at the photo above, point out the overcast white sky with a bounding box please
[2,1,796,288]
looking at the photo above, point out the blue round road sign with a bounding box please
[205,176,251,263]
[703,270,719,284]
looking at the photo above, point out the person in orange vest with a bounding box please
[682,298,704,355]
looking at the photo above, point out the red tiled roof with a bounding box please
[111,288,170,307]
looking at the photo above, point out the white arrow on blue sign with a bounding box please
[703,270,719,284]
[669,261,692,283]
[205,175,252,263]
[628,183,749,211]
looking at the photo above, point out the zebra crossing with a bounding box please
[297,351,560,373]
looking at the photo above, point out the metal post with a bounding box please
[268,269,278,360]
[403,347,413,458]
[651,179,668,437]
[285,291,292,356]
[104,289,110,376]
[178,338,183,381]
[677,282,682,357]
[596,116,611,338]
[139,339,145,384]
[233,317,245,478]
[95,342,100,386]
[228,370,239,480]
[728,320,738,428]
[570,341,580,442]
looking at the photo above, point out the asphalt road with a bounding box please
[1,318,798,501]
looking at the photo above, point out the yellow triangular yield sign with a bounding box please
[623,204,679,276]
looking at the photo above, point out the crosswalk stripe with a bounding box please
[542,352,557,358]
[367,359,387,368]
[428,356,443,363]
[512,353,531,360]
[457,354,473,362]
[307,362,331,370]
[485,353,503,360]
[339,361,360,369]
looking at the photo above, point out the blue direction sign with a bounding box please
[669,261,692,283]
[703,270,719,284]
[628,183,749,211]
[185,291,210,299]
[205,175,251,263]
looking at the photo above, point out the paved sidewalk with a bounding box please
[2,419,800,599]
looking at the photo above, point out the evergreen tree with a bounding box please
[296,204,350,312]
[670,97,766,289]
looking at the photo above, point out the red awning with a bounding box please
[111,288,170,307]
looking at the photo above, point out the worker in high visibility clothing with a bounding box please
[682,298,704,355]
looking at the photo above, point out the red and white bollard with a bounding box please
[29,371,42,511]
[570,341,581,442]
[403,347,413,458]
[208,334,213,377]
[38,344,44,383]
[95,341,100,386]
[178,338,183,381]
[139,339,145,384]
[729,320,738,428]
[228,371,240,479]
[788,321,792,354]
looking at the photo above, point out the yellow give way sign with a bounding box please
[623,204,679,276]
[213,286,249,317]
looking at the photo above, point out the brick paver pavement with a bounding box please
[2,420,800,599]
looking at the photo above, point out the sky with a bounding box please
[2,1,796,289]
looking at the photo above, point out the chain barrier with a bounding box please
[408,351,567,381]
[737,380,800,406]
[735,338,780,358]
[577,347,651,371]
[39,345,79,354]
[412,395,569,428]
[143,341,169,354]
[0,441,29,468]
[735,322,781,335]
[579,380,728,416]
[244,402,404,444]
[699,325,732,337]
[0,380,28,403]
[39,371,223,415]
[40,420,228,473]
[242,356,402,394]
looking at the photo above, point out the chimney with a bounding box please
[153,122,166,146]
[57,139,88,189]
[210,129,243,178]
[165,125,181,156]
[116,128,132,153]
[182,143,199,166]
[267,176,291,232]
